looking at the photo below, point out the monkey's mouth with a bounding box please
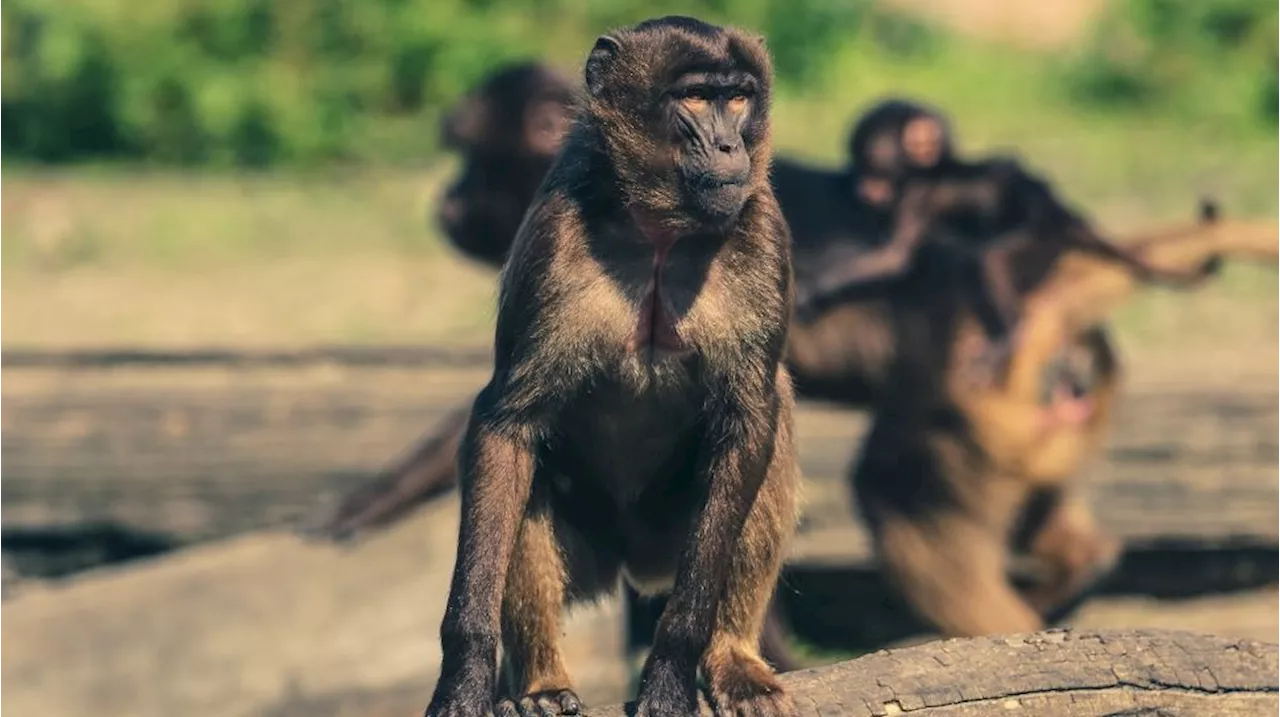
[1039,379,1095,427]
[682,172,749,226]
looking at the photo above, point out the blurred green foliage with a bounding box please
[2,0,1275,167]
[1060,0,1278,121]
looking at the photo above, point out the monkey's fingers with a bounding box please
[497,689,582,717]
[704,649,795,717]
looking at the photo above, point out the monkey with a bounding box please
[824,201,1277,638]
[435,62,576,267]
[307,90,903,545]
[424,17,800,717]
[798,99,1218,383]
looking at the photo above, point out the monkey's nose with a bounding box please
[717,142,734,153]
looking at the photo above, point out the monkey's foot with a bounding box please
[633,657,700,717]
[1029,532,1122,623]
[1153,254,1223,288]
[496,689,582,717]
[704,648,797,717]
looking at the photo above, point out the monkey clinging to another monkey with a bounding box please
[425,16,800,717]
[801,98,1217,382]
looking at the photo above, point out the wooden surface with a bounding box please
[2,365,1276,717]
[588,629,1279,717]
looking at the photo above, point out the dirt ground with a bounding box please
[2,350,1276,717]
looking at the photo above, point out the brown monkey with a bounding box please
[436,62,576,267]
[834,202,1276,637]
[311,89,909,542]
[308,91,902,543]
[425,17,799,717]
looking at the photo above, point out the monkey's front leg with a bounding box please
[635,394,796,717]
[425,395,537,717]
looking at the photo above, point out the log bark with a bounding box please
[589,629,1278,717]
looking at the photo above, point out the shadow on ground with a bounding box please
[778,537,1280,652]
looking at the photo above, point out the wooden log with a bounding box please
[588,629,1279,717]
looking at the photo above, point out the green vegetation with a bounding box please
[3,0,1275,167]
[2,1,1275,352]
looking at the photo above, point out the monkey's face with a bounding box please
[583,17,773,229]
[666,76,759,225]
[901,114,948,170]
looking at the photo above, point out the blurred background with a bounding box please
[2,1,1277,716]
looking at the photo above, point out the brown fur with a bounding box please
[425,18,799,717]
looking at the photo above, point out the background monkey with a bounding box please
[436,62,576,267]
[426,17,800,717]
[822,202,1273,639]
[800,99,1218,378]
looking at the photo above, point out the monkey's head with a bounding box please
[582,16,773,230]
[441,62,575,159]
[436,62,576,264]
[848,98,953,207]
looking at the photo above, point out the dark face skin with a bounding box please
[666,71,757,224]
[583,17,773,237]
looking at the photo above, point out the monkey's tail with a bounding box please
[297,406,469,544]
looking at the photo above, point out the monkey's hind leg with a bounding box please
[876,508,1043,637]
[701,426,800,717]
[497,506,583,717]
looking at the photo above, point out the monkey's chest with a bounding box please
[585,234,728,362]
[549,383,705,505]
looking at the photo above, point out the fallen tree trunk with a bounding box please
[589,629,1278,717]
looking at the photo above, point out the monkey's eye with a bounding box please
[727,94,749,112]
[679,89,711,112]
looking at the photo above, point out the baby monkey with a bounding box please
[425,17,799,717]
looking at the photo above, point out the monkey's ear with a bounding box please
[523,99,571,156]
[585,35,621,98]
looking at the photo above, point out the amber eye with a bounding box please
[680,92,709,112]
[727,94,749,112]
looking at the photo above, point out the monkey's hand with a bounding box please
[633,656,700,717]
[496,690,582,717]
[424,644,498,717]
